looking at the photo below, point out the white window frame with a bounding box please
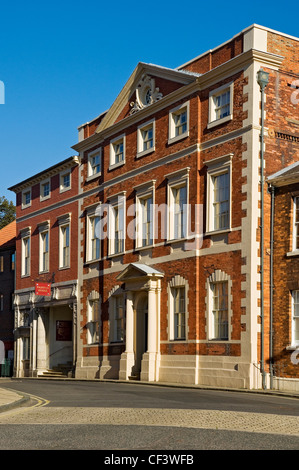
[86,291,101,345]
[166,168,190,242]
[168,101,189,145]
[57,213,71,269]
[134,180,155,249]
[206,154,232,235]
[137,119,155,158]
[108,192,126,256]
[206,270,231,341]
[20,227,31,277]
[60,170,71,193]
[87,148,102,179]
[40,178,51,201]
[110,134,125,169]
[291,290,299,347]
[22,189,31,209]
[292,197,299,252]
[38,221,50,274]
[168,275,189,341]
[208,82,233,129]
[86,205,101,262]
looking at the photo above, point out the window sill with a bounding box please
[205,228,231,237]
[85,258,101,265]
[59,186,71,194]
[168,132,189,146]
[136,147,155,159]
[286,251,299,257]
[107,251,124,259]
[109,160,125,171]
[86,172,101,182]
[207,115,232,129]
[58,266,70,271]
[21,204,31,210]
[135,243,154,251]
[40,195,51,202]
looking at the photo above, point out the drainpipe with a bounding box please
[269,183,275,389]
[257,68,269,390]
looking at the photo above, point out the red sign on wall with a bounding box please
[35,282,51,296]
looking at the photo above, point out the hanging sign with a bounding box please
[35,282,51,296]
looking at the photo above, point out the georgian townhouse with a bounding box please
[70,24,299,390]
[9,157,79,378]
[9,24,299,391]
[0,220,16,375]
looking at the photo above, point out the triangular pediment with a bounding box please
[116,263,164,282]
[95,63,199,134]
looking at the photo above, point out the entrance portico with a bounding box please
[118,263,163,382]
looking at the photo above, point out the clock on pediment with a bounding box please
[130,74,163,114]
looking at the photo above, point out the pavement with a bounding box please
[0,382,30,412]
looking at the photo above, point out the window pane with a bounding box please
[213,173,229,230]
[173,287,185,339]
[212,282,228,340]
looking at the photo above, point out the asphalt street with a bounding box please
[0,379,299,451]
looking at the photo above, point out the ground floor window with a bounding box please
[173,287,186,340]
[88,299,100,344]
[211,281,228,340]
[168,275,188,341]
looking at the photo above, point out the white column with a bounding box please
[140,285,158,382]
[125,291,134,354]
[147,288,156,353]
[36,310,47,372]
[119,291,135,380]
[31,309,37,376]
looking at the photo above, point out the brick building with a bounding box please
[9,24,299,390]
[9,157,79,377]
[267,163,299,391]
[0,220,16,375]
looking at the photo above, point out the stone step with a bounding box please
[128,375,140,381]
[38,369,68,378]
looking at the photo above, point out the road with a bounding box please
[0,379,299,451]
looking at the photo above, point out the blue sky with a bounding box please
[0,0,298,203]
